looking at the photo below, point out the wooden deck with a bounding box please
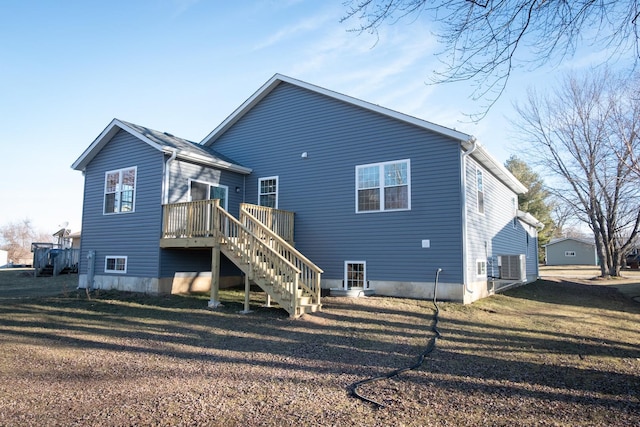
[160,200,322,317]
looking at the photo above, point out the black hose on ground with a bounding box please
[349,268,443,408]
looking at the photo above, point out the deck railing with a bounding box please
[162,200,319,314]
[240,203,295,243]
[162,200,217,238]
[162,199,323,313]
[32,243,80,276]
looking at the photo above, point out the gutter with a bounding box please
[163,149,177,205]
[460,137,477,296]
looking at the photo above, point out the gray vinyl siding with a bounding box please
[523,222,539,276]
[210,82,465,284]
[78,130,164,278]
[166,158,245,215]
[465,158,531,279]
[160,158,245,276]
[545,239,597,265]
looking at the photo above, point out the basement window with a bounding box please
[476,260,487,277]
[344,261,366,289]
[105,256,127,274]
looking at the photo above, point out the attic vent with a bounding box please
[163,132,174,137]
[498,254,526,281]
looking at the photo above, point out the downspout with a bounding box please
[163,149,177,204]
[461,137,477,296]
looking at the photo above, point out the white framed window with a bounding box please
[356,159,410,213]
[105,256,127,273]
[476,259,487,277]
[565,251,576,257]
[344,261,367,289]
[258,176,278,208]
[189,180,228,210]
[476,167,484,214]
[104,167,136,214]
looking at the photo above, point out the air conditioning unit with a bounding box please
[498,254,526,281]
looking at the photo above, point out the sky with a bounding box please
[0,0,618,234]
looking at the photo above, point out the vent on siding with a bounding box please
[498,254,526,281]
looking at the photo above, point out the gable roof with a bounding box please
[544,237,595,248]
[71,119,252,174]
[200,74,527,194]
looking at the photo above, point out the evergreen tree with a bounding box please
[505,155,555,262]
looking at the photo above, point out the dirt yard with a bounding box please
[0,268,638,426]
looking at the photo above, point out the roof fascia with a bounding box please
[544,237,595,247]
[169,149,252,174]
[517,209,544,229]
[201,73,473,146]
[464,140,528,194]
[71,119,164,171]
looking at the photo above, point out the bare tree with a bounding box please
[0,219,53,265]
[342,0,640,117]
[610,74,640,180]
[550,202,580,239]
[513,69,640,277]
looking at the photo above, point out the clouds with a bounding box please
[1,0,619,232]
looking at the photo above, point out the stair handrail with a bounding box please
[162,200,315,316]
[239,207,323,302]
[214,204,301,273]
[213,203,303,313]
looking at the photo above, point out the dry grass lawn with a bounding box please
[0,269,639,426]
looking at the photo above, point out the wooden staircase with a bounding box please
[161,200,323,317]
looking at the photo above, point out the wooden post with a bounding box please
[208,244,221,308]
[265,293,272,307]
[240,274,252,314]
[208,199,222,309]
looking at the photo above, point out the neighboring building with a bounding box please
[0,249,7,268]
[71,74,542,313]
[68,231,81,249]
[32,228,81,276]
[544,237,598,266]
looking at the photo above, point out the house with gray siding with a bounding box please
[544,237,598,266]
[72,74,542,313]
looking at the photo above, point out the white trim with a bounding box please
[210,183,229,211]
[172,150,251,175]
[476,259,487,277]
[104,256,128,274]
[198,74,526,195]
[258,176,279,209]
[355,159,411,213]
[344,260,367,290]
[462,140,528,194]
[72,118,251,175]
[201,74,472,147]
[188,179,229,210]
[103,166,137,215]
[72,119,163,171]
